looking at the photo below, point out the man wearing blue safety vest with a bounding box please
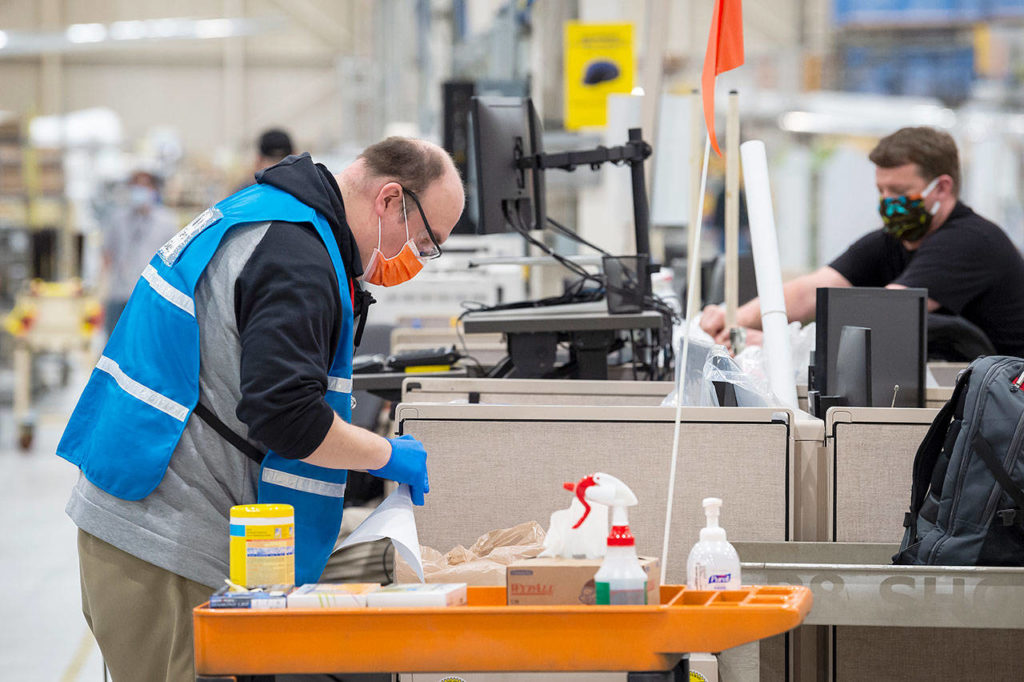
[57,137,465,680]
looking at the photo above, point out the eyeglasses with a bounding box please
[402,187,443,260]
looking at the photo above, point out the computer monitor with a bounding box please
[834,325,872,407]
[468,96,546,234]
[813,287,927,409]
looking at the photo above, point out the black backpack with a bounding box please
[894,355,1024,566]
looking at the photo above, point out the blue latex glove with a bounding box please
[369,434,430,505]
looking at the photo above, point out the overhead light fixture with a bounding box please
[66,23,107,44]
[195,19,238,39]
[0,16,283,57]
[109,21,146,41]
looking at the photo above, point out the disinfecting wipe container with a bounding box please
[686,497,741,590]
[229,504,295,587]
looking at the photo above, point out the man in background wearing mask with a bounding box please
[701,126,1024,357]
[100,169,179,334]
[59,137,464,680]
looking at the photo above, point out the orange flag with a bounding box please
[701,0,744,156]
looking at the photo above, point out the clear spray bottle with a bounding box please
[686,497,741,590]
[580,473,648,605]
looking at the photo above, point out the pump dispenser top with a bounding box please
[700,497,727,542]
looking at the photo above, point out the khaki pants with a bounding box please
[78,529,211,682]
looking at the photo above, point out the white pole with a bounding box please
[661,134,711,584]
[740,140,798,409]
[687,91,703,306]
[724,91,740,331]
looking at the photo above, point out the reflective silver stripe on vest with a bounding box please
[95,356,190,422]
[327,376,352,394]
[141,265,195,317]
[261,468,347,498]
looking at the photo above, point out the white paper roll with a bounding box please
[740,140,798,409]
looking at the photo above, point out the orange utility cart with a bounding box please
[194,584,812,681]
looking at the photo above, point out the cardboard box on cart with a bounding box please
[506,556,660,606]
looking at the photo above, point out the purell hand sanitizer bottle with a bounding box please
[686,497,741,590]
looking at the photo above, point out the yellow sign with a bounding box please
[564,22,634,130]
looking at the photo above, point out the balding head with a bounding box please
[359,137,451,191]
[337,137,464,274]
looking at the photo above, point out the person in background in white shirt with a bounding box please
[101,169,180,335]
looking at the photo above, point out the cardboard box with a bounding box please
[366,583,468,608]
[506,556,660,606]
[286,583,380,608]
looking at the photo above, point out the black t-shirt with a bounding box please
[829,202,1024,356]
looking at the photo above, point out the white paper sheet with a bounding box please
[336,484,424,581]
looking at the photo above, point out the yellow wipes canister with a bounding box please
[229,504,295,587]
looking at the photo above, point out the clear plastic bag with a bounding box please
[705,345,774,406]
[661,316,777,407]
[661,319,717,407]
[791,321,815,385]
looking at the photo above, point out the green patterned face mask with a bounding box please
[878,177,940,242]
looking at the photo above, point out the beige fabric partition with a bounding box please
[395,404,793,585]
[926,386,953,409]
[827,407,938,543]
[826,406,1024,680]
[834,627,1024,679]
[401,377,674,407]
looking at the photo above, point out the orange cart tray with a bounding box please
[194,584,812,676]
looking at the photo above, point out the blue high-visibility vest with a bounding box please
[58,183,355,584]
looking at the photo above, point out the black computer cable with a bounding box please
[503,203,603,286]
[546,215,613,257]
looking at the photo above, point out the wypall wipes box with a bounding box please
[506,556,660,606]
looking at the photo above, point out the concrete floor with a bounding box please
[0,361,105,681]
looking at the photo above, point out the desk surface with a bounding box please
[352,368,468,392]
[463,303,664,334]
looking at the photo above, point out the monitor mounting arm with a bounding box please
[515,128,656,274]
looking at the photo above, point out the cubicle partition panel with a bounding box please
[834,627,1024,679]
[401,377,674,407]
[927,361,968,387]
[395,404,793,584]
[401,379,827,551]
[827,407,938,544]
[925,386,953,409]
[825,406,1024,680]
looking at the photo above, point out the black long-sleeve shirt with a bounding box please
[233,153,365,458]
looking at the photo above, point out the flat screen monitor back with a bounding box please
[468,96,545,234]
[834,325,872,407]
[814,287,927,408]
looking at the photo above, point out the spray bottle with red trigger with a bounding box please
[578,473,648,605]
[539,476,608,559]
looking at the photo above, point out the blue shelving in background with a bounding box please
[834,0,1022,26]
[841,44,976,102]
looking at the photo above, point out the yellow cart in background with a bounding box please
[194,584,812,681]
[2,278,101,450]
